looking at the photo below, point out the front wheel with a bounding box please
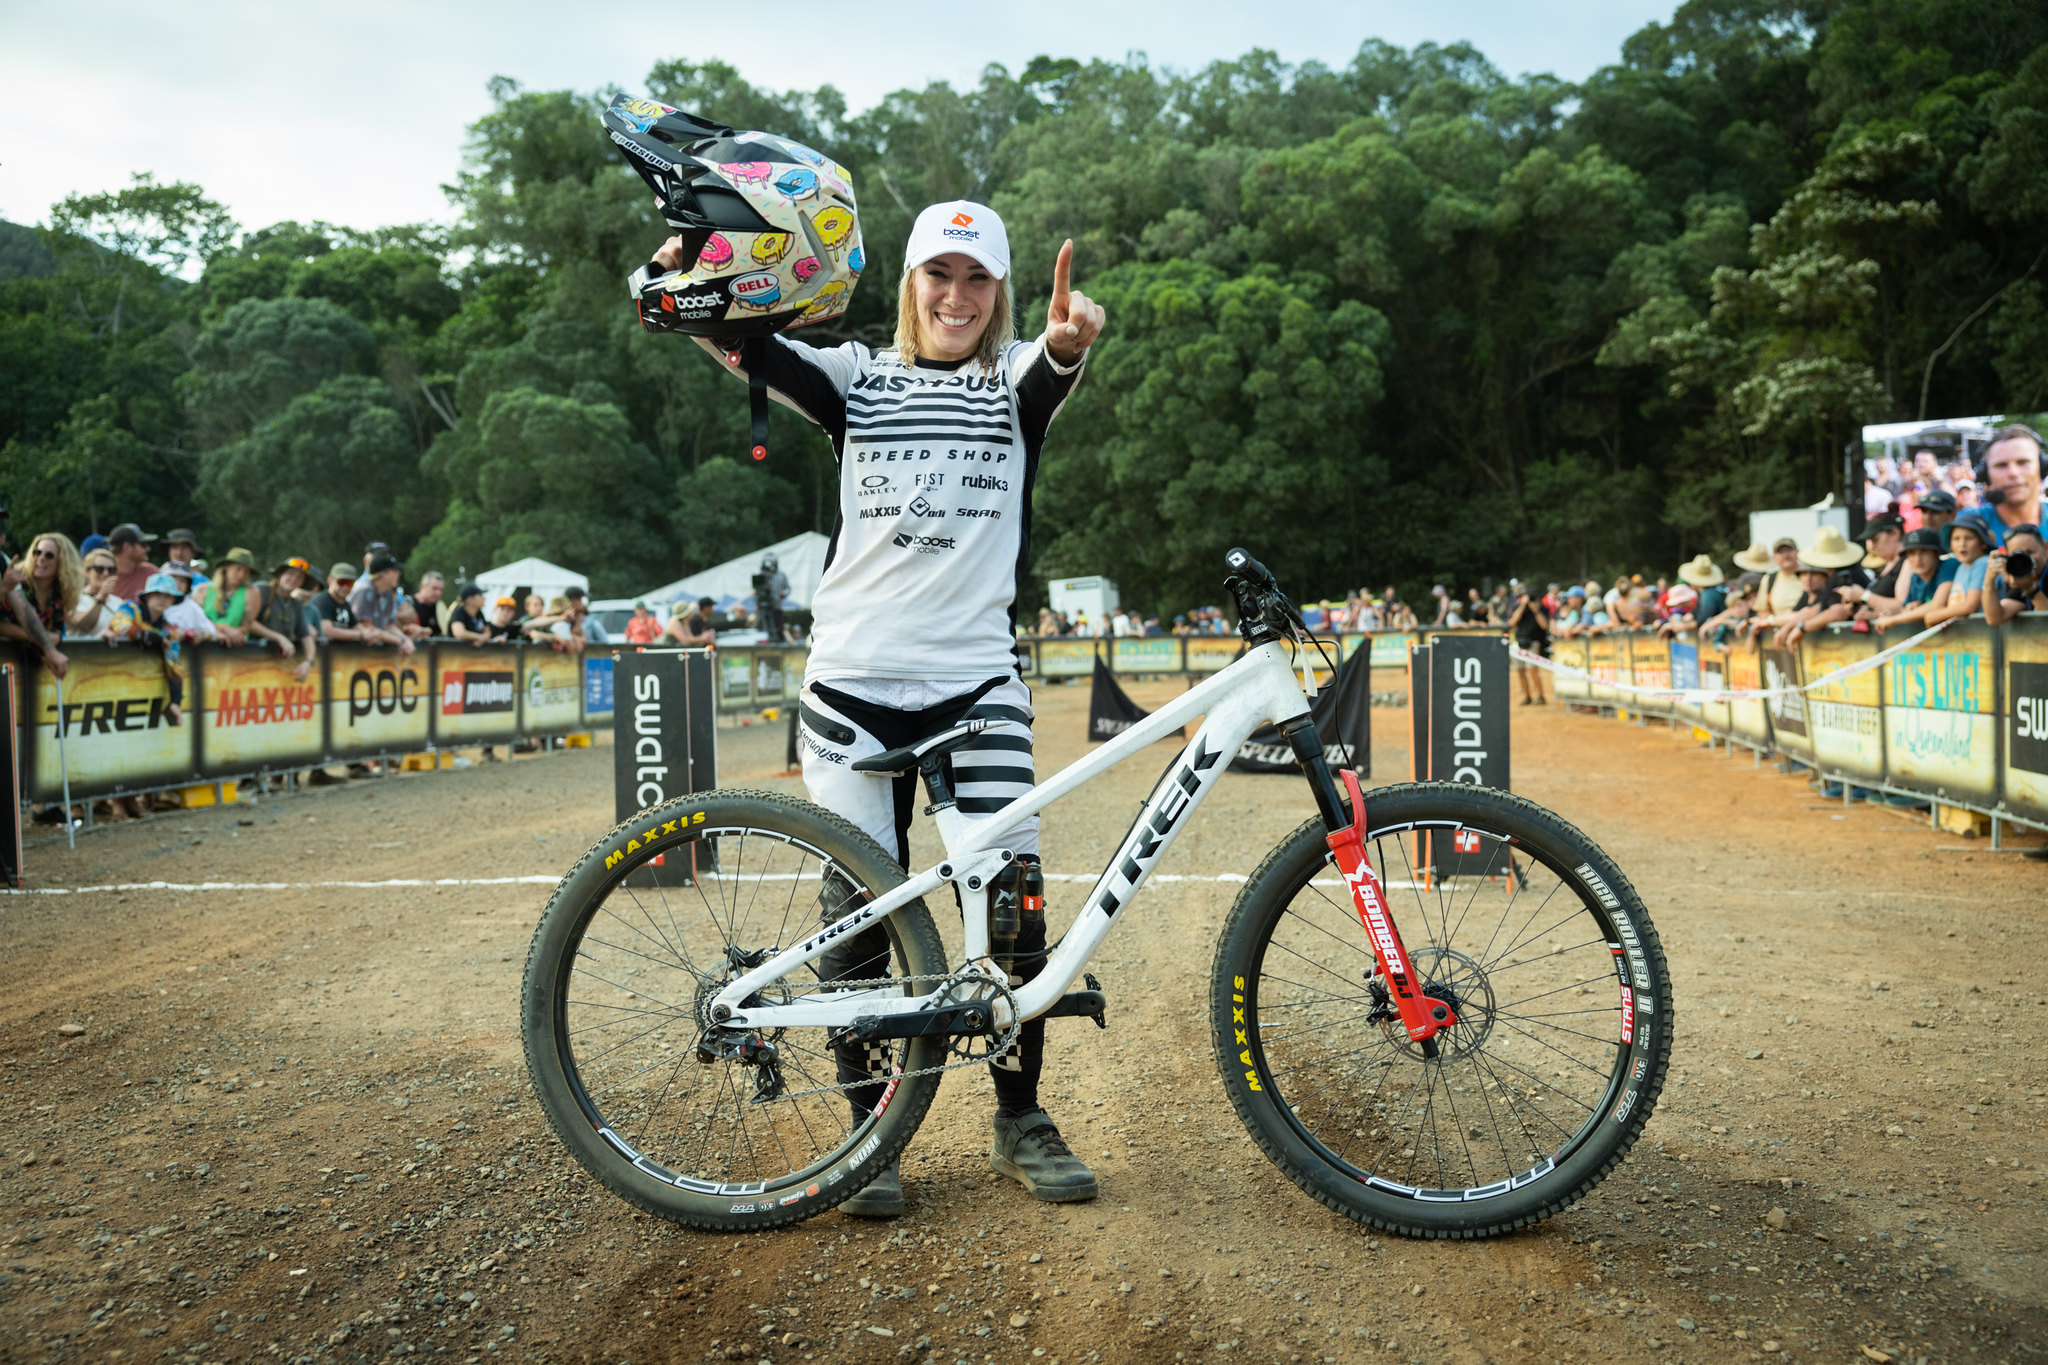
[1211,781,1671,1238]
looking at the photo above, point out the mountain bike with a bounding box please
[521,549,1671,1238]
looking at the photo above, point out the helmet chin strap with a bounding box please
[746,338,769,461]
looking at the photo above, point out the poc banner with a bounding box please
[325,645,428,758]
[614,649,717,886]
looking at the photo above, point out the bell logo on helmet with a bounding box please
[731,271,783,310]
[951,212,974,227]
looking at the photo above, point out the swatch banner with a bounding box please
[1231,643,1371,776]
[614,648,718,887]
[1409,633,1511,876]
[1088,657,1179,742]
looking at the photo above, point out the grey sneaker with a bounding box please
[990,1110,1099,1202]
[838,1159,903,1217]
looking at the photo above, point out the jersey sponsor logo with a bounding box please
[913,471,945,488]
[907,495,944,519]
[891,532,956,553]
[860,473,891,488]
[857,504,901,519]
[960,472,1008,491]
[955,507,1002,520]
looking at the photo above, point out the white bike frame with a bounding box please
[709,639,1316,1033]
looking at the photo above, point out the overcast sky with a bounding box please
[1,0,1675,236]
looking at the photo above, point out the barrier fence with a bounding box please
[1543,620,2042,836]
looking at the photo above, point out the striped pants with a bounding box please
[798,674,1045,1118]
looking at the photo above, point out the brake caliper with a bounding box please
[1325,769,1455,1050]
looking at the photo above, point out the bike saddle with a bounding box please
[850,719,994,776]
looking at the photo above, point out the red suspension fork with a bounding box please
[1326,769,1455,1046]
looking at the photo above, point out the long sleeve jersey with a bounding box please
[702,334,1085,681]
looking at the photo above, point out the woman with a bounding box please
[76,546,125,639]
[4,532,99,645]
[663,199,1106,1216]
[194,547,262,647]
[251,557,318,681]
[1507,586,1549,705]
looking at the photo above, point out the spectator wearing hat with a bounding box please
[1507,585,1550,704]
[151,562,221,639]
[665,596,718,647]
[1926,509,1997,625]
[107,572,203,724]
[193,547,262,646]
[310,561,366,643]
[1771,528,1865,647]
[161,528,210,587]
[1985,524,2048,626]
[624,600,660,644]
[1429,584,1450,626]
[1906,486,1956,540]
[1843,514,1907,615]
[527,594,586,652]
[1869,529,1952,633]
[412,570,449,635]
[251,557,318,681]
[106,523,158,601]
[1752,536,1806,621]
[487,595,522,640]
[448,583,494,642]
[1666,555,1727,631]
[362,540,392,575]
[348,554,416,657]
[565,585,609,645]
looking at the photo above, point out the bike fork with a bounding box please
[1285,720,1455,1055]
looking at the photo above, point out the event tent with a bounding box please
[640,532,830,612]
[473,556,590,602]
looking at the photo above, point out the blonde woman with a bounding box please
[6,532,97,645]
[77,546,125,638]
[666,201,1106,1216]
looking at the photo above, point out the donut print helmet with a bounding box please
[605,95,864,336]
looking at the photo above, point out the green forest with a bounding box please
[5,0,2048,610]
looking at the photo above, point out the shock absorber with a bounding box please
[1019,859,1045,977]
[990,862,1022,978]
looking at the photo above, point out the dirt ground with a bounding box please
[3,681,2044,1365]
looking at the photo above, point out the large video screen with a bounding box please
[1862,415,2048,531]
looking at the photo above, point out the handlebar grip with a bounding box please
[1224,547,1274,587]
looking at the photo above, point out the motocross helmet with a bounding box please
[605,95,864,336]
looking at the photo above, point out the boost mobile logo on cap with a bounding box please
[942,209,979,241]
[951,212,973,226]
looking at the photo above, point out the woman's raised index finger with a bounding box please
[1052,239,1074,309]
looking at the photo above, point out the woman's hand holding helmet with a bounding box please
[1045,239,1105,365]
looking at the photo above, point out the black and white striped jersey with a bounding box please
[701,335,1085,681]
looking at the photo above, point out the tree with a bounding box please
[181,296,378,447]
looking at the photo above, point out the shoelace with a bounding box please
[1021,1123,1072,1158]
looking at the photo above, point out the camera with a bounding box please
[2007,551,2036,582]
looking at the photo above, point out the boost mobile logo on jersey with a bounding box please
[892,532,955,553]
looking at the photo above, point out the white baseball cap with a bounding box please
[903,200,1009,279]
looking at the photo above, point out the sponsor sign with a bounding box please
[1549,637,1590,701]
[1184,637,1242,673]
[27,645,193,799]
[1760,647,1813,761]
[614,650,717,885]
[1667,637,1702,725]
[1411,634,1510,875]
[1801,628,1884,779]
[1885,622,1996,802]
[433,645,520,741]
[325,646,428,756]
[199,649,322,770]
[525,651,583,732]
[1036,639,1098,678]
[2005,641,2048,817]
[584,654,615,722]
[753,650,790,704]
[1111,638,1182,675]
[1367,632,1414,668]
[720,651,752,702]
[1723,640,1771,749]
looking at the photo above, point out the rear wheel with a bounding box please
[522,789,948,1231]
[1211,781,1671,1238]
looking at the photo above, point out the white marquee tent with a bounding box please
[640,532,831,611]
[473,556,590,602]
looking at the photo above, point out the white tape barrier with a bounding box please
[1512,618,1954,704]
[3,871,1435,896]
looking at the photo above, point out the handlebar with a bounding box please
[1223,547,1304,647]
[1224,546,1275,589]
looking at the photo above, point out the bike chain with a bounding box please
[730,968,1022,1104]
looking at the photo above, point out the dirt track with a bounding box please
[2,684,2043,1365]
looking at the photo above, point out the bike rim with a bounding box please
[549,826,917,1197]
[1244,817,1636,1202]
